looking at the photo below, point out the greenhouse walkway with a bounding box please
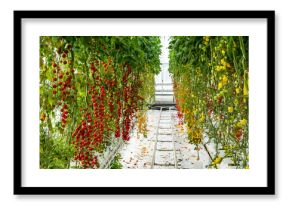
[119,36,209,169]
[117,36,235,169]
[119,108,211,169]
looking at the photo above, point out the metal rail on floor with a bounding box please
[151,107,162,169]
[170,107,178,169]
[151,106,178,169]
[150,104,176,109]
[155,83,173,86]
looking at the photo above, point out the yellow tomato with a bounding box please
[243,85,248,96]
[199,113,205,123]
[228,106,234,113]
[221,50,226,56]
[212,156,223,165]
[237,119,247,127]
[240,119,247,126]
[222,75,228,85]
[218,82,223,90]
[215,66,221,72]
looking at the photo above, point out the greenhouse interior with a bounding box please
[40,36,249,169]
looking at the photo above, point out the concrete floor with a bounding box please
[119,109,214,169]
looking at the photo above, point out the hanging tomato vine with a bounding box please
[40,36,161,168]
[169,36,249,168]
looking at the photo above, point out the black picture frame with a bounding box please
[14,10,275,195]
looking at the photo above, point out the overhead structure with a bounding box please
[153,36,175,107]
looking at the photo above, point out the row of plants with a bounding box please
[40,36,161,168]
[169,36,249,168]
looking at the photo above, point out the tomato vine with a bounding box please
[40,36,161,168]
[169,36,249,168]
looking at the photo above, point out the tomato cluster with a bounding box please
[175,97,184,126]
[71,112,99,168]
[50,48,76,128]
[71,59,144,167]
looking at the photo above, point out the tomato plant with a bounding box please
[40,36,161,168]
[169,36,249,168]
